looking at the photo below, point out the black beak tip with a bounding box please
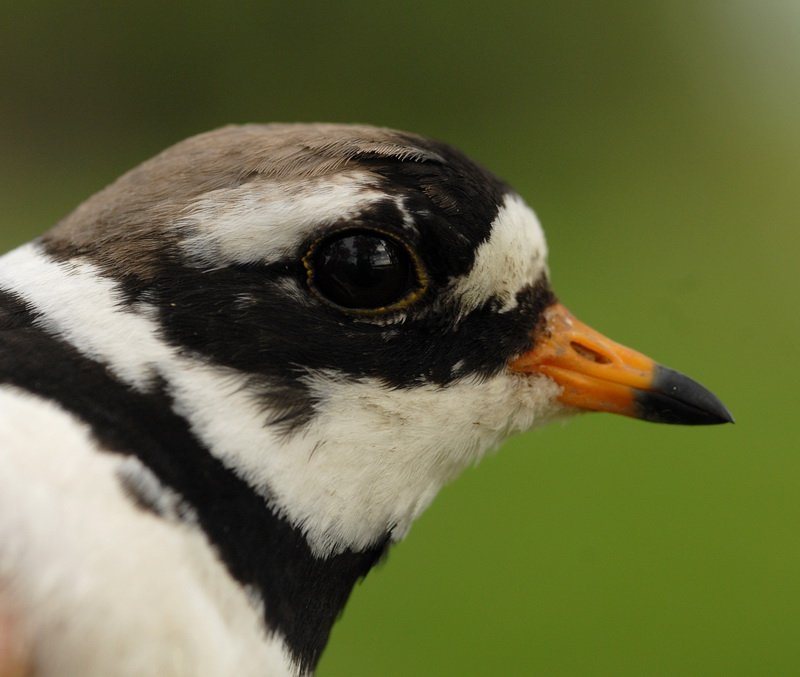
[636,366,734,426]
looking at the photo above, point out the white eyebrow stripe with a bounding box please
[177,171,395,266]
[448,193,549,315]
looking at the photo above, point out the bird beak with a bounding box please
[509,303,733,425]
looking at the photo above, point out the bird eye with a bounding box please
[304,230,427,312]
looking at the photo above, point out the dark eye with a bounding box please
[305,230,426,311]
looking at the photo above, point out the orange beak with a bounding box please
[510,303,733,425]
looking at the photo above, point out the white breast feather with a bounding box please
[0,386,297,677]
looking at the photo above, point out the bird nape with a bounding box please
[0,124,732,677]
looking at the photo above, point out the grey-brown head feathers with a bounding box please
[42,123,445,278]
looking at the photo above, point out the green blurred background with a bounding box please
[1,2,798,674]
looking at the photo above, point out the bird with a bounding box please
[0,123,732,677]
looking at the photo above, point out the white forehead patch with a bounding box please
[449,193,548,315]
[178,171,392,266]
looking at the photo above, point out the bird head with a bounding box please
[41,124,731,558]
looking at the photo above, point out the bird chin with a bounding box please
[250,369,570,558]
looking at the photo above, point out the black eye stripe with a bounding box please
[303,229,428,314]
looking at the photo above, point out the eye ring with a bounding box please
[302,228,429,315]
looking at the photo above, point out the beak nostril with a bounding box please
[570,341,611,364]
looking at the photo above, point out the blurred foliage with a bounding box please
[1,1,798,675]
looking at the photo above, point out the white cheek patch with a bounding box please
[178,171,392,266]
[450,193,549,315]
